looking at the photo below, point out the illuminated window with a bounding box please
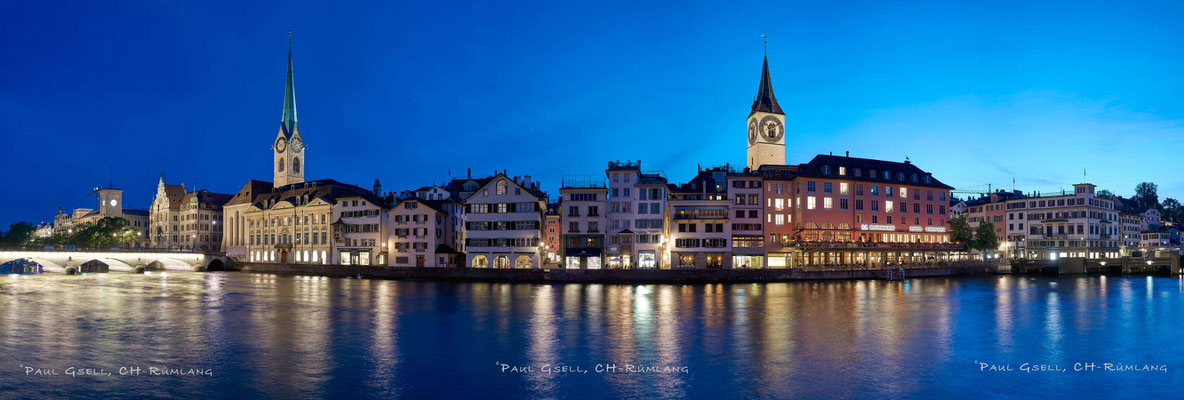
[807,196,816,210]
[840,182,849,195]
[824,197,833,209]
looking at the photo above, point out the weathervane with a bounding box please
[761,34,767,54]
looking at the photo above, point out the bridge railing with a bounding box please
[0,245,223,255]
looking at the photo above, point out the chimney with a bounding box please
[523,175,532,187]
[467,168,471,179]
[845,151,849,157]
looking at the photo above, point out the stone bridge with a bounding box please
[0,249,229,273]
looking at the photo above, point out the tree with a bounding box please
[1133,182,1159,211]
[0,222,36,247]
[949,215,973,246]
[1163,198,1183,224]
[1096,189,1115,199]
[972,221,999,252]
[69,217,136,248]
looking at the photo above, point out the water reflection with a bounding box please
[2,274,1182,398]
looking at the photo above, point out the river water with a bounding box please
[1,272,1182,399]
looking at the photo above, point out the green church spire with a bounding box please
[280,30,298,138]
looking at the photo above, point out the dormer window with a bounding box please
[839,166,846,176]
[911,174,918,182]
[821,165,831,174]
[924,175,931,184]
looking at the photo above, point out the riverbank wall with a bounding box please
[230,262,992,283]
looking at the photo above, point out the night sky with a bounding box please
[2,1,1183,227]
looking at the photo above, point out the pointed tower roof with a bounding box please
[749,55,783,116]
[280,32,298,138]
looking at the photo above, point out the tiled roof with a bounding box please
[796,154,955,190]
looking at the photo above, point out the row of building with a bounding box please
[950,186,1181,260]
[37,38,1178,269]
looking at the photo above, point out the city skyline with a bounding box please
[4,1,1184,226]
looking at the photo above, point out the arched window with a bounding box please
[494,256,509,269]
[805,221,819,229]
[277,158,285,172]
[496,180,507,195]
[838,222,852,230]
[472,255,489,268]
[515,256,532,269]
[823,222,835,230]
[292,157,301,174]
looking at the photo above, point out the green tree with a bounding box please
[972,221,999,252]
[1162,198,1183,224]
[1096,189,1115,199]
[70,217,137,248]
[1133,182,1159,211]
[949,215,973,246]
[0,222,36,247]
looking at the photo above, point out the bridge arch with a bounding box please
[148,257,195,271]
[206,258,227,271]
[28,258,67,273]
[98,258,135,272]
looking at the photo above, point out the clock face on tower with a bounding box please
[275,137,287,153]
[109,199,118,207]
[759,115,784,142]
[747,119,758,145]
[291,137,303,152]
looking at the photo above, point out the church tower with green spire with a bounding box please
[273,31,305,187]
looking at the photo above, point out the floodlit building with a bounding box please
[462,174,547,269]
[559,179,607,269]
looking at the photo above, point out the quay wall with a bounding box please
[231,262,992,283]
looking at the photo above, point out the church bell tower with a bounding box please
[746,54,786,170]
[274,31,305,187]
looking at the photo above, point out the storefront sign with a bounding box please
[908,226,924,232]
[925,227,947,233]
[860,224,895,231]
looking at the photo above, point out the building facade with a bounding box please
[605,161,669,269]
[559,182,607,269]
[387,197,463,267]
[463,174,546,269]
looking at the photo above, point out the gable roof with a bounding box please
[461,173,546,202]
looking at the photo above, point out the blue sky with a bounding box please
[2,1,1182,226]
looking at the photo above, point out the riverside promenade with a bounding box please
[231,261,993,283]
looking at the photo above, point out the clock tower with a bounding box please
[274,33,305,188]
[746,55,786,170]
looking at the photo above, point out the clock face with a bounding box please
[747,119,758,145]
[291,137,303,152]
[759,115,784,142]
[109,199,118,207]
[275,137,287,153]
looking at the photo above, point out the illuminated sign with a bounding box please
[925,227,947,233]
[860,224,896,231]
[908,226,924,232]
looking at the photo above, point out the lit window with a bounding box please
[807,196,816,210]
[824,197,833,209]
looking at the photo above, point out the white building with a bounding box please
[331,192,388,265]
[605,161,669,269]
[463,174,547,269]
[387,197,464,267]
